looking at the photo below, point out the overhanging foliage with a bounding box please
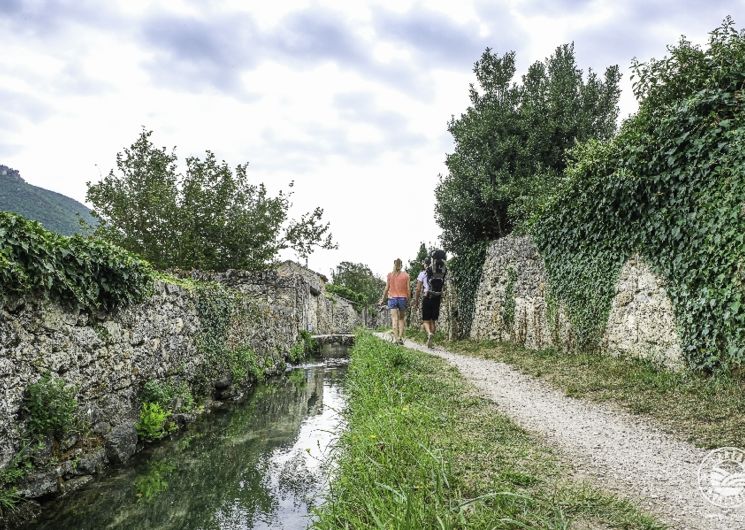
[534,19,745,369]
[0,212,153,311]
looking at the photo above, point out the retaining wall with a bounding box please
[0,263,365,505]
[469,235,683,367]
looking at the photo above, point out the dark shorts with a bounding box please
[422,295,441,321]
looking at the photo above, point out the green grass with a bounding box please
[411,334,745,450]
[314,332,664,529]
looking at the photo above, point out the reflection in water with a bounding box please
[24,362,347,530]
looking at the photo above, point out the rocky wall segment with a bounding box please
[0,263,368,505]
[603,257,684,369]
[470,235,572,350]
[469,236,683,367]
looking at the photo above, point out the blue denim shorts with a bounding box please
[387,297,407,310]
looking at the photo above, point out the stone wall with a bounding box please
[0,263,366,503]
[602,257,684,369]
[470,235,573,349]
[469,235,683,367]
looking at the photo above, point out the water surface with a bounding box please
[24,360,347,530]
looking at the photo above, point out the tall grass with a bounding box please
[314,332,664,529]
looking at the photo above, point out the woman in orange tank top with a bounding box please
[379,258,410,344]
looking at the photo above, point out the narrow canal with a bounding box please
[22,358,348,530]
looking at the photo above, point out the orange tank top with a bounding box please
[387,272,409,298]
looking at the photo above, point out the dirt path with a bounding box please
[389,335,745,530]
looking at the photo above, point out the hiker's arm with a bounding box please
[379,279,390,305]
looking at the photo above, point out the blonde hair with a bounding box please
[392,258,403,273]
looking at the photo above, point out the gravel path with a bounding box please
[387,335,745,530]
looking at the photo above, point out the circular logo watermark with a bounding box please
[698,447,745,508]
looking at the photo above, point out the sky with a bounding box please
[1,0,743,278]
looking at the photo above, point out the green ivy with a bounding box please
[533,19,745,370]
[227,347,265,383]
[141,380,194,414]
[193,282,271,391]
[502,267,517,331]
[193,282,236,395]
[324,283,366,308]
[0,212,153,311]
[447,241,487,337]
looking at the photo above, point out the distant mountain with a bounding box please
[0,164,96,236]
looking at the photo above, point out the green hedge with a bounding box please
[325,283,366,307]
[533,20,745,369]
[0,212,153,311]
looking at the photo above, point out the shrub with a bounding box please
[136,402,174,442]
[324,283,365,308]
[24,374,80,441]
[141,380,194,414]
[227,347,264,383]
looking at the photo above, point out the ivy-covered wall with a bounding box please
[470,235,685,369]
[531,22,744,370]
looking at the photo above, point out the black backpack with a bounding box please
[426,249,447,297]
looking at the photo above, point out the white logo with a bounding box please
[698,447,745,508]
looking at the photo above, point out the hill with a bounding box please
[0,165,96,236]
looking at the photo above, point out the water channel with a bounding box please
[22,357,348,530]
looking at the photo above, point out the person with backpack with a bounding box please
[412,249,447,348]
[379,258,410,345]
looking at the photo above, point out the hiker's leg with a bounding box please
[390,308,400,339]
[398,311,406,339]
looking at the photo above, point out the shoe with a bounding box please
[426,334,433,348]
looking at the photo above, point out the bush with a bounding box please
[324,283,365,308]
[24,374,80,441]
[141,380,194,414]
[227,347,265,383]
[136,402,174,442]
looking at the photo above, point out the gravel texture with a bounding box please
[392,335,745,530]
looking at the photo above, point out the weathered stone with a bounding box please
[18,471,59,499]
[75,448,106,475]
[61,475,93,494]
[604,256,684,369]
[60,434,78,453]
[105,424,138,465]
[214,376,232,390]
[171,413,197,427]
[463,236,683,368]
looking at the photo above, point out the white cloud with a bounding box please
[1,0,743,277]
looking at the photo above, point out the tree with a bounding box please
[435,44,621,252]
[434,43,621,336]
[330,261,385,306]
[87,130,336,271]
[406,242,428,282]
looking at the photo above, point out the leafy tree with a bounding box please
[406,243,428,282]
[436,43,621,251]
[330,261,385,307]
[435,43,621,336]
[87,130,336,271]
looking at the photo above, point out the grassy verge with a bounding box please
[314,332,664,529]
[405,331,745,450]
